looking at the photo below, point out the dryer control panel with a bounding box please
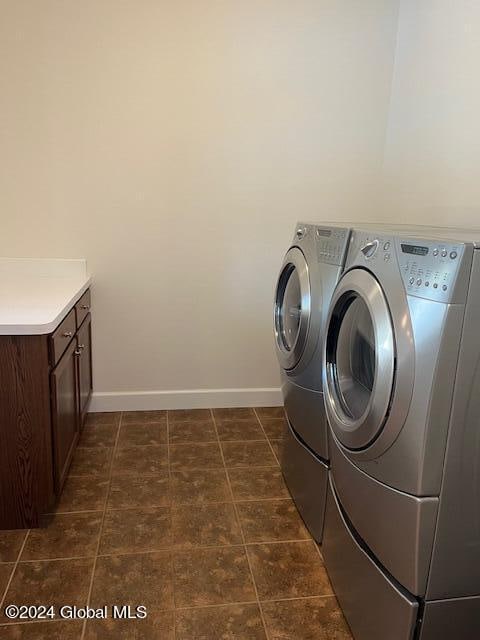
[315,226,350,266]
[346,230,473,305]
[395,237,466,303]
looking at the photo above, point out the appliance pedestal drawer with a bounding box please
[281,422,328,542]
[322,475,419,640]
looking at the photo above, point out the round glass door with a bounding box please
[274,247,311,370]
[335,295,376,420]
[278,265,301,351]
[324,268,395,450]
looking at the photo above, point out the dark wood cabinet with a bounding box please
[77,314,93,428]
[0,336,54,529]
[0,289,93,528]
[49,308,77,366]
[51,339,79,493]
[75,289,91,328]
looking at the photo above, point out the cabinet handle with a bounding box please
[63,331,73,338]
[81,305,90,310]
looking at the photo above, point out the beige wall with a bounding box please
[382,0,480,226]
[0,1,399,408]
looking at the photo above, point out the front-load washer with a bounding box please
[273,222,351,540]
[321,226,480,640]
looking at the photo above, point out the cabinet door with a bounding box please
[77,313,93,428]
[51,339,79,493]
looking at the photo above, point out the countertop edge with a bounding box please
[0,277,92,336]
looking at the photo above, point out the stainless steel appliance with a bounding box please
[273,222,351,540]
[322,227,480,640]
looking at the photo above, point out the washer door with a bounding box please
[324,268,395,450]
[274,247,311,370]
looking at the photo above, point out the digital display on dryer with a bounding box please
[401,244,429,256]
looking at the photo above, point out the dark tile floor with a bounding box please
[0,408,352,639]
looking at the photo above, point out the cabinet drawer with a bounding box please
[49,308,76,366]
[75,289,91,328]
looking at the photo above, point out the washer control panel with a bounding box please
[315,226,350,266]
[395,237,465,302]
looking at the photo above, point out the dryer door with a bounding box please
[274,247,310,370]
[324,268,395,450]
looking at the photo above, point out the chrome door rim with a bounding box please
[324,268,395,450]
[274,247,311,371]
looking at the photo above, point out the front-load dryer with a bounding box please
[273,222,351,541]
[321,227,480,640]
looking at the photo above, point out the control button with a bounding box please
[383,242,390,251]
[433,283,438,289]
[442,284,448,291]
[450,251,458,259]
[417,278,422,286]
[409,277,415,285]
[425,281,430,287]
[433,248,439,256]
[384,253,391,262]
[441,249,448,257]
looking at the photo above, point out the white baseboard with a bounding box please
[88,387,283,412]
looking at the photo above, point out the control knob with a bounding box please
[361,239,379,259]
[296,227,306,240]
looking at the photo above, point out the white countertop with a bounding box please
[0,258,91,335]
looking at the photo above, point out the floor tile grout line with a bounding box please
[70,463,285,476]
[210,409,271,640]
[16,554,100,564]
[9,537,318,566]
[166,411,177,640]
[0,618,78,628]
[0,529,30,612]
[118,419,167,428]
[232,496,291,504]
[43,509,105,516]
[106,495,294,511]
[172,592,337,612]
[223,464,282,470]
[80,413,122,640]
[166,408,172,485]
[253,411,288,443]
[171,438,269,445]
[16,495,297,524]
[70,460,284,474]
[176,599,258,613]
[252,408,281,466]
[105,495,294,513]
